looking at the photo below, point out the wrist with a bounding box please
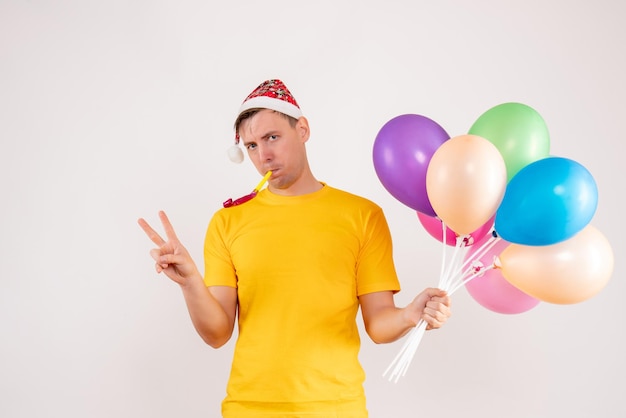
[401,305,421,329]
[179,271,205,291]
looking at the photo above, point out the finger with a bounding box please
[422,311,446,330]
[424,305,451,330]
[422,313,438,330]
[412,288,448,311]
[150,248,169,269]
[138,218,166,246]
[158,211,180,243]
[150,248,164,262]
[429,295,452,308]
[425,287,448,299]
[157,253,186,267]
[426,299,452,317]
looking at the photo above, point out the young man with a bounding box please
[138,79,451,417]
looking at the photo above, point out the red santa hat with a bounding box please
[228,79,302,163]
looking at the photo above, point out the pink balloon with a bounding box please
[464,234,540,314]
[417,212,495,247]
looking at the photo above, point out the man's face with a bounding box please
[239,109,309,192]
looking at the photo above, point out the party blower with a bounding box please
[223,171,272,208]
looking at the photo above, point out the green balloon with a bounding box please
[469,103,550,182]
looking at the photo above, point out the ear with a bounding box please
[296,116,310,143]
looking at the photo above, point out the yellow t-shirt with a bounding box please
[204,184,401,417]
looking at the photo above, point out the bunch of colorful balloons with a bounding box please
[373,103,613,314]
[376,103,614,381]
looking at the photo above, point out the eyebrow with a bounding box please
[242,130,280,145]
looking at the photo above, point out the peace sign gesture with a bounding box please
[138,211,201,287]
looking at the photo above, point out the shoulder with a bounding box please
[325,185,379,205]
[324,185,383,212]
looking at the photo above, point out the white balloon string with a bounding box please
[438,227,457,289]
[384,228,502,382]
[454,234,499,283]
[399,322,427,376]
[447,264,496,296]
[438,230,456,288]
[446,234,500,295]
[383,325,419,378]
[438,219,447,282]
[439,233,469,291]
[461,233,499,272]
[383,320,427,383]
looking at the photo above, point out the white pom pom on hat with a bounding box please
[228,79,302,163]
[227,144,244,163]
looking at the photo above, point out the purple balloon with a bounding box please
[373,114,449,216]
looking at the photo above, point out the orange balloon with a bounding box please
[498,225,614,304]
[426,134,507,235]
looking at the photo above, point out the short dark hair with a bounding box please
[234,108,298,138]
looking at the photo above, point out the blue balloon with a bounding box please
[495,157,598,245]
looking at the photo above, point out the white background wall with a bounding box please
[1,1,624,417]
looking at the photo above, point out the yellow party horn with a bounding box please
[223,171,272,208]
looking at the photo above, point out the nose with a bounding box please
[257,142,273,162]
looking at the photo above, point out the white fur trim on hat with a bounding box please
[238,95,303,120]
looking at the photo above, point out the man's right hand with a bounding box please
[138,210,201,287]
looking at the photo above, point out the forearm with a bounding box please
[179,274,234,348]
[365,305,416,344]
[361,288,451,344]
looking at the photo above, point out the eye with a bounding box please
[246,143,257,150]
[268,135,278,141]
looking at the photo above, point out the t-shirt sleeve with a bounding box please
[355,206,401,296]
[203,212,238,288]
